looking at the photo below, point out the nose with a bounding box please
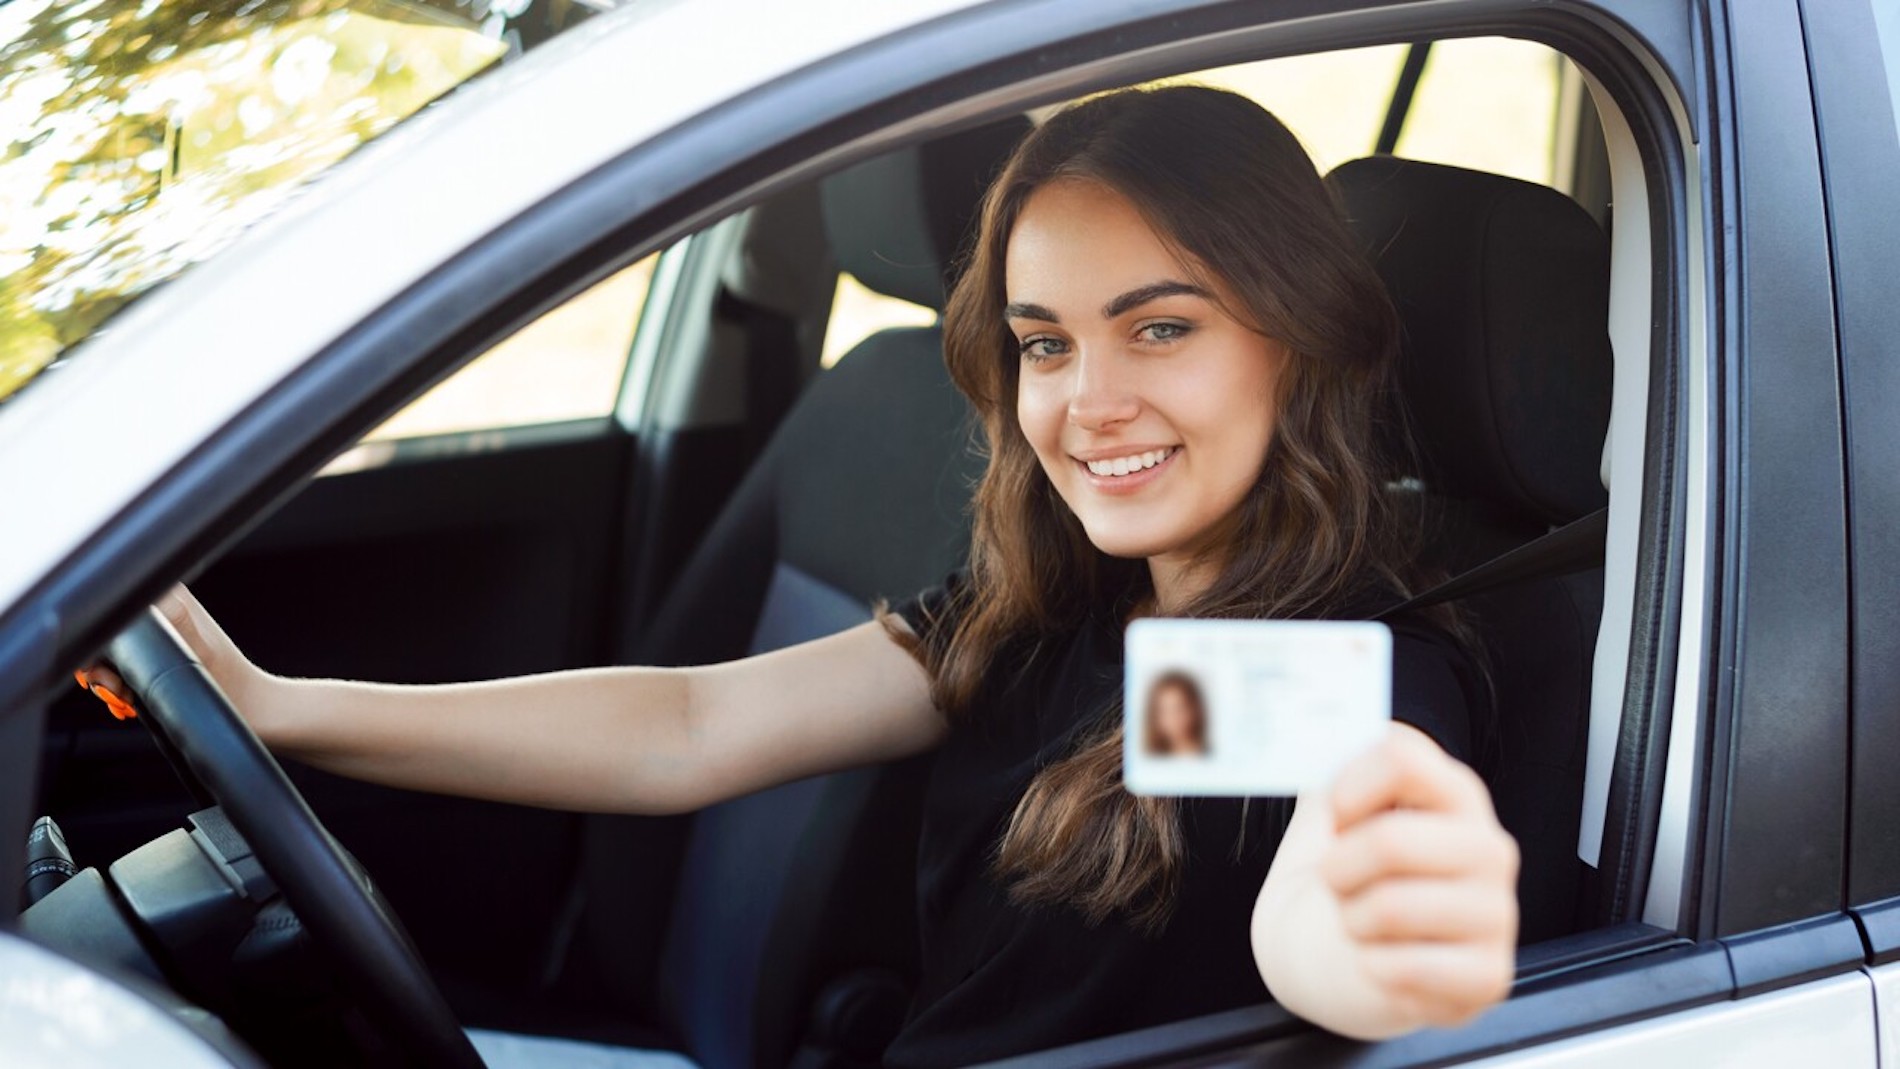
[1066,349,1140,431]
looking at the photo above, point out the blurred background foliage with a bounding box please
[0,0,589,403]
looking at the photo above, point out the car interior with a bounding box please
[28,33,1632,1069]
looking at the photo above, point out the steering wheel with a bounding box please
[107,607,485,1069]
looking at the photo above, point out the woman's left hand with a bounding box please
[1252,725,1519,1039]
[1326,726,1519,1029]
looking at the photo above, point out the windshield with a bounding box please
[0,0,598,407]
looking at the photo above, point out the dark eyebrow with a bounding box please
[1103,280,1211,319]
[1004,280,1211,325]
[1004,301,1059,322]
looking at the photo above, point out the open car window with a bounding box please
[820,36,1588,372]
[1183,36,1573,188]
[0,0,598,409]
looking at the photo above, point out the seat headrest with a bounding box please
[820,116,1032,312]
[1328,156,1613,526]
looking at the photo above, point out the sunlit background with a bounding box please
[0,2,1574,450]
[0,0,523,403]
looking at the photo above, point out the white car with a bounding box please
[3,0,1898,1065]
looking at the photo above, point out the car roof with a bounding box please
[0,0,987,617]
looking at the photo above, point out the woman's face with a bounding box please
[1150,682,1207,755]
[1006,178,1287,570]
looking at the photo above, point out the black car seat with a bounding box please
[567,118,1030,1069]
[1327,156,1614,944]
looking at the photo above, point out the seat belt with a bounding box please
[1378,506,1609,619]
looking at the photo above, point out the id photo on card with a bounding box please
[1138,669,1213,758]
[1123,618,1393,797]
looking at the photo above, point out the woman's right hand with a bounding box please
[78,585,278,738]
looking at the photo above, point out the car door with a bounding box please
[502,0,1868,1063]
[978,0,1874,1063]
[0,0,1876,1064]
[562,0,1864,1062]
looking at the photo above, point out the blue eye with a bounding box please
[1018,336,1068,362]
[1140,321,1192,343]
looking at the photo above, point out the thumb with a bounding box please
[1329,724,1489,833]
[152,584,234,667]
[155,584,192,627]
[76,585,240,716]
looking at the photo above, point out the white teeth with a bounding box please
[1085,447,1174,477]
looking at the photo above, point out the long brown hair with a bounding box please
[897,85,1419,932]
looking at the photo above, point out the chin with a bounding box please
[1077,522,1185,561]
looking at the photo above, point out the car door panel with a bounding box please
[40,425,633,997]
[986,927,1874,1068]
[1808,0,1900,1049]
[1871,964,1900,1067]
[1455,973,1875,1069]
[1691,0,1851,940]
[1795,0,1900,908]
[211,429,629,993]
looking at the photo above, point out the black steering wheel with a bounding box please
[108,607,485,1069]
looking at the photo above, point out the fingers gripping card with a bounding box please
[1123,619,1392,797]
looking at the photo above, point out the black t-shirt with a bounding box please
[883,573,1476,1068]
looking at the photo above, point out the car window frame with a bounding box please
[1682,0,1851,943]
[3,0,1839,1065]
[1794,0,1900,930]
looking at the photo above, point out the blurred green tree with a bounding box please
[0,0,581,402]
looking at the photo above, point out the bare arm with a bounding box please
[98,586,945,815]
[1251,725,1519,1040]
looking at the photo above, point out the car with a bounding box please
[3,0,1898,1065]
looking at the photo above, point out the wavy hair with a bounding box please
[895,85,1425,932]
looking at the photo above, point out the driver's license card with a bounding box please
[1122,619,1392,797]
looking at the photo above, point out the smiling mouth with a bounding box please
[1080,446,1178,478]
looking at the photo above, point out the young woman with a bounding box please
[95,85,1519,1065]
[1142,671,1211,756]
